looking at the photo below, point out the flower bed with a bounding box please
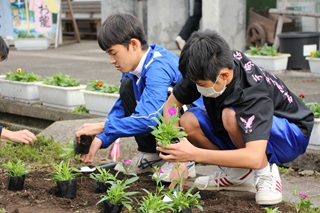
[0,167,297,213]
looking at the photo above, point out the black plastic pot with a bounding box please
[56,179,77,199]
[278,31,320,70]
[100,201,123,213]
[73,135,93,154]
[95,181,111,193]
[7,175,26,191]
[180,208,192,213]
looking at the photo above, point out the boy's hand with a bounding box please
[78,138,102,163]
[75,122,104,142]
[1,129,36,145]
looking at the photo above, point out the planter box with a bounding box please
[14,38,51,50]
[308,118,320,150]
[245,53,291,73]
[306,57,320,75]
[37,83,86,110]
[0,77,40,103]
[81,90,119,116]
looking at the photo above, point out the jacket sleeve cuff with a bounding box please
[96,133,116,149]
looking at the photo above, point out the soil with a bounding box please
[0,166,297,213]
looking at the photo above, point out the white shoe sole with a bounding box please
[196,184,255,191]
[256,196,283,206]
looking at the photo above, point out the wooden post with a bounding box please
[66,0,80,43]
[273,0,287,49]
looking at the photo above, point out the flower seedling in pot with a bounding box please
[164,163,203,213]
[50,160,81,198]
[3,159,30,191]
[97,175,139,213]
[89,167,117,193]
[149,104,188,148]
[137,166,174,213]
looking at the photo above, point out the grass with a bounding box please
[72,105,89,114]
[278,166,292,174]
[0,136,77,168]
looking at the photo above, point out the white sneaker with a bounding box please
[195,167,255,191]
[153,161,196,182]
[114,152,165,175]
[175,36,185,50]
[255,164,282,206]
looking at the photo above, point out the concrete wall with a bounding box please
[101,0,148,37]
[202,0,247,51]
[100,0,247,51]
[147,0,188,50]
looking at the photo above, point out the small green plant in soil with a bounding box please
[43,73,80,87]
[50,160,81,182]
[263,207,282,213]
[293,193,320,213]
[137,166,174,213]
[2,159,30,177]
[89,167,117,182]
[164,163,203,212]
[72,105,89,114]
[278,166,291,174]
[97,176,139,211]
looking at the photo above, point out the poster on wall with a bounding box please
[0,1,14,39]
[8,0,60,40]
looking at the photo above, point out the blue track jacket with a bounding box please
[96,44,202,148]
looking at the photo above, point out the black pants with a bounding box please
[179,0,202,41]
[119,77,157,153]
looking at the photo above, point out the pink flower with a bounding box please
[299,193,309,199]
[299,94,305,99]
[168,107,177,115]
[124,160,132,165]
[158,169,164,174]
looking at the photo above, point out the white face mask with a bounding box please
[196,73,226,98]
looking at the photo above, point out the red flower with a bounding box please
[299,94,305,99]
[96,81,103,87]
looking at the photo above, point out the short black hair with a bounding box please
[179,29,234,82]
[97,13,148,51]
[0,36,9,61]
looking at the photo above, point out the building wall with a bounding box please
[202,0,247,51]
[100,0,247,50]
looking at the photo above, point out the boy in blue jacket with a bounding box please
[75,13,201,178]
